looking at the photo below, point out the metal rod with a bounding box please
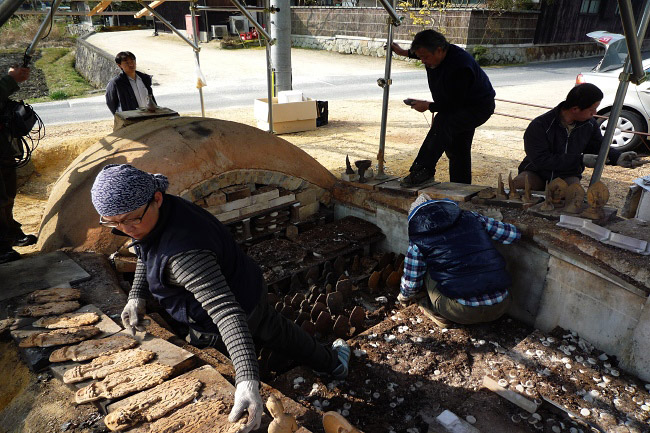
[137,1,198,50]
[592,0,650,185]
[190,2,205,117]
[376,0,401,25]
[265,0,274,133]
[376,2,396,179]
[16,10,145,16]
[195,6,277,12]
[230,0,274,44]
[24,0,64,66]
[618,0,646,83]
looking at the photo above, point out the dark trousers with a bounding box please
[412,102,494,184]
[189,285,338,374]
[0,163,20,251]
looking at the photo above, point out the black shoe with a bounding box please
[13,234,37,247]
[0,249,20,264]
[400,167,435,187]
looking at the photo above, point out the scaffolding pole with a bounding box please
[265,0,274,133]
[190,2,205,117]
[591,0,650,185]
[24,0,64,66]
[375,0,401,179]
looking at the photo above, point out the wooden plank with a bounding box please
[89,0,112,16]
[0,251,90,302]
[134,0,166,18]
[376,178,439,197]
[482,376,540,414]
[419,182,488,202]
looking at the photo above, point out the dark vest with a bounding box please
[133,194,264,332]
[408,201,510,299]
[426,44,495,112]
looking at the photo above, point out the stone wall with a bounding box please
[75,35,119,89]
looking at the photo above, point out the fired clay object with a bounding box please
[33,312,100,329]
[63,348,156,384]
[19,325,100,348]
[581,181,609,220]
[267,394,299,433]
[49,334,138,363]
[548,178,568,206]
[28,287,81,304]
[18,301,81,317]
[564,183,585,214]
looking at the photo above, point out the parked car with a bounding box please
[576,31,650,151]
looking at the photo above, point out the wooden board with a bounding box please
[419,182,488,202]
[0,251,90,302]
[12,304,121,372]
[471,195,543,209]
[376,178,440,196]
[482,376,540,414]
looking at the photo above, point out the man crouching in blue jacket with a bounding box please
[398,194,520,328]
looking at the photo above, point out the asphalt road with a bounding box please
[32,54,599,126]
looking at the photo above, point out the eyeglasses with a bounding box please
[99,200,152,228]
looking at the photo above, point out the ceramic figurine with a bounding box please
[496,174,507,200]
[508,172,521,201]
[548,178,568,206]
[563,183,585,214]
[580,181,609,220]
[267,395,299,433]
[540,182,554,212]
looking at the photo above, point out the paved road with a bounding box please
[32,50,599,126]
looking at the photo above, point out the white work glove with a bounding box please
[229,380,263,433]
[397,292,426,307]
[616,151,638,168]
[121,298,146,336]
[583,154,598,168]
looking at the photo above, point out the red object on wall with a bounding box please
[184,14,199,38]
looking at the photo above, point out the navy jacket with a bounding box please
[105,71,156,115]
[412,44,495,113]
[132,194,264,332]
[518,104,621,181]
[408,200,510,299]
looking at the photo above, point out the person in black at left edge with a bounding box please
[91,164,351,433]
[0,65,38,264]
[392,29,496,187]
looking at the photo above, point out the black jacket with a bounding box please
[518,104,621,181]
[105,71,156,115]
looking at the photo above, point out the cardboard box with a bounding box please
[254,97,318,134]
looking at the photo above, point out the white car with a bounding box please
[576,31,650,151]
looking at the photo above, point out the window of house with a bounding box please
[580,0,601,14]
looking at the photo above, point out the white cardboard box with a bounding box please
[254,97,318,134]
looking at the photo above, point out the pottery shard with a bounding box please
[368,271,382,291]
[333,255,346,278]
[327,291,344,316]
[104,375,203,431]
[311,302,327,322]
[349,306,366,330]
[316,293,327,305]
[301,320,315,336]
[142,398,244,433]
[385,271,401,291]
[75,363,173,404]
[315,311,333,335]
[33,312,100,329]
[291,293,305,309]
[294,311,310,326]
[0,318,14,335]
[50,334,139,363]
[376,252,394,271]
[28,287,82,304]
[381,264,394,284]
[63,348,156,384]
[18,301,81,317]
[333,315,350,338]
[19,325,101,348]
[336,278,352,298]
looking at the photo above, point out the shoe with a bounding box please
[0,249,20,264]
[13,234,37,247]
[330,338,350,379]
[323,411,363,433]
[400,167,434,187]
[417,298,452,329]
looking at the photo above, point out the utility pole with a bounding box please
[270,0,291,92]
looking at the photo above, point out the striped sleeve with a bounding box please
[128,258,149,300]
[165,249,259,384]
[470,212,521,244]
[399,242,427,298]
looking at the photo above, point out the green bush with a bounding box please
[471,45,490,66]
[49,90,69,100]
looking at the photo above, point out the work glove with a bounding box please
[229,380,263,433]
[121,298,146,336]
[616,151,638,168]
[583,154,598,168]
[397,292,426,307]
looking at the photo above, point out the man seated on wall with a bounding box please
[105,51,156,114]
[398,194,520,328]
[512,83,638,191]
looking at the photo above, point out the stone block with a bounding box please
[191,178,220,200]
[295,187,319,205]
[221,185,251,202]
[268,172,285,186]
[280,176,304,191]
[211,209,239,223]
[268,194,296,208]
[251,186,279,204]
[217,196,252,212]
[179,189,192,202]
[239,202,274,218]
[204,191,226,207]
[291,202,320,221]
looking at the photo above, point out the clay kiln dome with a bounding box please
[37,117,336,254]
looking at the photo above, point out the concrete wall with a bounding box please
[75,35,119,89]
[335,202,650,382]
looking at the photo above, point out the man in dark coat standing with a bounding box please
[105,51,156,115]
[392,29,495,186]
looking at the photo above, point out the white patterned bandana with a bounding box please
[91,164,169,216]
